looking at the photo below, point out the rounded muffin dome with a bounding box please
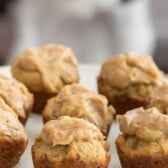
[98,53,168,114]
[43,84,115,136]
[116,107,168,168]
[12,44,79,93]
[12,44,79,114]
[32,116,110,168]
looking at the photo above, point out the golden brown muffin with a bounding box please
[116,107,168,168]
[42,84,115,136]
[32,116,110,168]
[0,98,28,168]
[98,53,167,115]
[0,74,33,125]
[11,44,79,113]
[148,85,168,114]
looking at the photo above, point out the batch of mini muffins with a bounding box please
[1,44,168,168]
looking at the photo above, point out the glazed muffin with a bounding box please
[0,98,28,168]
[98,53,167,114]
[0,74,33,125]
[32,116,110,168]
[42,84,115,136]
[148,85,168,114]
[116,107,168,168]
[11,44,79,113]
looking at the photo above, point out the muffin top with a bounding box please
[43,84,115,134]
[98,54,166,89]
[117,107,168,142]
[0,74,33,119]
[0,98,26,137]
[12,44,79,93]
[148,85,168,114]
[41,116,104,146]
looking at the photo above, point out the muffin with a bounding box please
[32,116,111,168]
[116,107,168,168]
[0,98,28,168]
[0,74,33,125]
[98,53,167,114]
[11,44,79,113]
[42,84,115,136]
[148,85,168,114]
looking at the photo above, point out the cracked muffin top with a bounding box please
[0,74,33,120]
[11,44,79,93]
[40,116,104,146]
[33,116,110,167]
[117,107,168,142]
[43,84,115,135]
[98,54,166,89]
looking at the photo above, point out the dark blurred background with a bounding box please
[0,0,16,64]
[0,0,168,72]
[151,0,168,72]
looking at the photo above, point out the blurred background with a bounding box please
[0,0,167,71]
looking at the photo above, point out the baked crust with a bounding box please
[98,54,166,114]
[0,98,28,168]
[32,141,110,168]
[0,136,28,168]
[98,76,155,115]
[116,135,168,168]
[32,117,110,168]
[32,152,109,168]
[42,84,115,136]
[11,44,79,93]
[0,75,33,124]
[98,77,150,115]
[12,44,79,114]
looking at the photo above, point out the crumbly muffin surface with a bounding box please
[32,117,110,168]
[0,74,33,119]
[34,139,110,164]
[12,44,79,93]
[116,107,168,168]
[0,98,28,168]
[117,107,168,142]
[43,84,115,135]
[98,54,168,115]
[99,54,165,89]
[41,116,104,146]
